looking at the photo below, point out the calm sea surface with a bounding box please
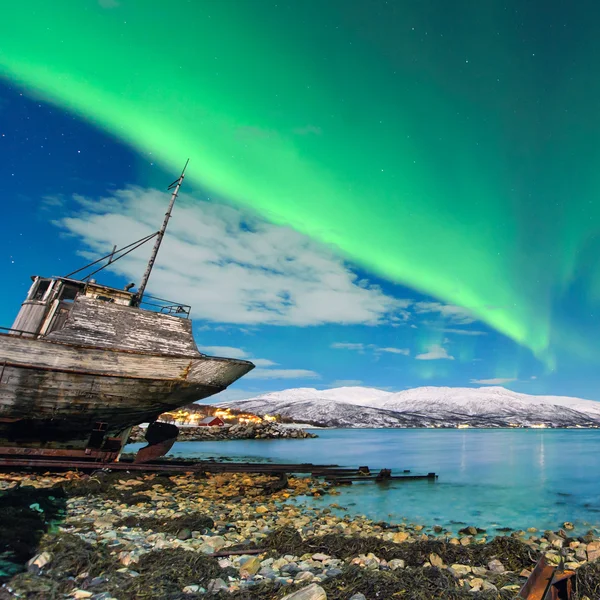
[127,428,600,534]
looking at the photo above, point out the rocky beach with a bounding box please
[129,422,318,443]
[2,468,600,599]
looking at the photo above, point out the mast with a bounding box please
[134,159,189,307]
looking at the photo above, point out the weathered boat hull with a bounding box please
[0,333,253,452]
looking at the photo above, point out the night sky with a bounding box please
[2,0,600,400]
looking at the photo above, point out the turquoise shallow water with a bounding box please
[127,428,600,534]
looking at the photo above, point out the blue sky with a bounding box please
[0,81,596,402]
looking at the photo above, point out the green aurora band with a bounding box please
[2,1,600,368]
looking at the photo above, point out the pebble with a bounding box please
[207,578,229,593]
[3,469,600,599]
[280,583,327,600]
[26,551,52,571]
[450,564,471,576]
[182,585,200,594]
[239,555,263,576]
[388,558,405,570]
[429,552,444,568]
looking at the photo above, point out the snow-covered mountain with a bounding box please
[217,386,600,428]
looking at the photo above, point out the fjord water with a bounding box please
[143,429,600,533]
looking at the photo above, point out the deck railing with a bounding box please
[139,294,191,318]
[0,326,33,337]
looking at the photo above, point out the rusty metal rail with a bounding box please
[519,556,575,600]
[0,454,438,482]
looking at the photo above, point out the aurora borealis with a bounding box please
[2,1,600,391]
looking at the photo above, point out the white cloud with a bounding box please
[438,328,486,336]
[379,347,410,355]
[330,342,409,356]
[57,187,406,326]
[198,346,250,359]
[331,379,363,386]
[330,342,366,351]
[245,368,320,380]
[414,301,476,325]
[530,375,537,380]
[251,358,279,367]
[470,378,516,385]
[415,344,454,360]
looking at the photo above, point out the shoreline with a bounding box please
[130,422,318,443]
[2,471,600,599]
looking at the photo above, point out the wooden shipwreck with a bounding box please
[0,163,254,461]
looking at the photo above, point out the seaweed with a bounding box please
[261,527,539,572]
[119,548,226,599]
[57,471,174,504]
[574,559,600,599]
[1,533,120,600]
[212,566,516,600]
[319,565,514,600]
[115,513,215,533]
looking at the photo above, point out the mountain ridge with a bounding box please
[217,386,600,428]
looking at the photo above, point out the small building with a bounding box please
[198,416,225,427]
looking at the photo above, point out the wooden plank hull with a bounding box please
[0,334,253,450]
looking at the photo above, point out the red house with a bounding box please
[198,416,225,427]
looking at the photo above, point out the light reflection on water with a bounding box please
[126,428,600,533]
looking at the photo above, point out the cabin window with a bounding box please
[59,285,79,302]
[32,280,51,301]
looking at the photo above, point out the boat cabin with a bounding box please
[7,275,197,356]
[10,276,137,338]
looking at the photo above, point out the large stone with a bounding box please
[459,526,478,536]
[273,558,289,570]
[469,578,484,591]
[203,536,226,551]
[349,595,367,600]
[312,553,330,561]
[27,551,52,572]
[207,578,228,593]
[548,532,563,544]
[545,553,561,565]
[429,553,444,568]
[487,559,505,573]
[576,547,588,561]
[392,531,409,543]
[182,585,200,594]
[280,583,327,600]
[587,541,600,561]
[450,564,471,576]
[388,559,405,570]
[239,556,262,576]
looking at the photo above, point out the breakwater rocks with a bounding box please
[2,471,600,599]
[130,422,318,443]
